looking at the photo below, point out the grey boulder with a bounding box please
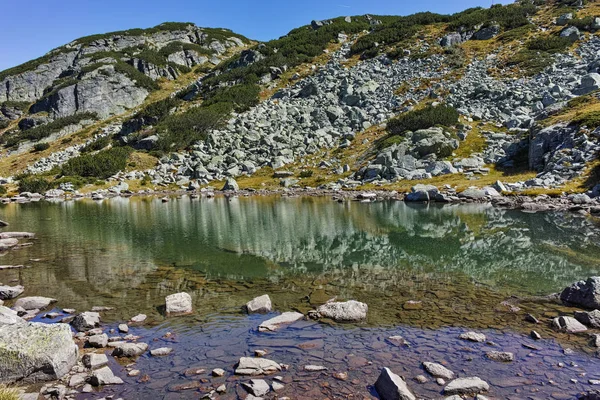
[575,310,600,328]
[444,377,489,395]
[0,306,25,325]
[14,296,56,310]
[0,322,78,384]
[552,316,588,333]
[246,294,272,314]
[235,357,281,375]
[258,311,304,332]
[560,277,600,309]
[71,312,100,332]
[374,367,416,400]
[316,300,368,322]
[0,285,24,300]
[165,292,193,315]
[422,362,455,380]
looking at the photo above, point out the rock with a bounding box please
[242,379,270,397]
[444,377,489,395]
[560,277,600,309]
[222,178,239,191]
[111,342,149,357]
[0,322,78,383]
[575,310,600,328]
[82,353,109,370]
[0,285,24,300]
[422,362,454,380]
[69,372,88,388]
[557,13,573,26]
[440,33,463,47]
[246,294,272,314]
[575,73,600,96]
[272,381,285,391]
[118,324,129,333]
[165,292,193,315]
[316,300,368,322]
[552,316,588,333]
[531,330,542,340]
[150,347,173,356]
[88,366,124,386]
[14,296,56,310]
[130,313,147,323]
[560,26,581,41]
[374,367,416,400]
[305,365,328,372]
[212,368,226,377]
[71,312,100,332]
[258,312,304,332]
[216,384,227,393]
[486,351,514,362]
[405,184,439,202]
[87,334,109,348]
[473,24,500,40]
[0,306,25,325]
[235,357,281,375]
[459,332,486,342]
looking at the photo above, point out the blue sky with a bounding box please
[0,0,510,72]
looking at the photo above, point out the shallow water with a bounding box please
[2,196,600,399]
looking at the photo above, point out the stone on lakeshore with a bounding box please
[245,294,272,314]
[14,296,56,310]
[0,306,25,325]
[0,322,78,384]
[405,184,438,202]
[459,331,486,342]
[444,377,489,395]
[561,277,600,309]
[0,285,24,300]
[305,365,328,372]
[316,300,368,322]
[258,311,304,332]
[222,178,239,191]
[165,292,192,315]
[235,357,281,375]
[242,379,270,397]
[422,362,455,380]
[87,334,108,348]
[552,316,588,333]
[575,310,600,328]
[71,312,100,332]
[69,372,88,388]
[88,366,123,386]
[82,353,109,369]
[212,368,226,377]
[150,347,173,356]
[486,351,514,362]
[118,323,129,333]
[111,342,148,358]
[374,367,416,400]
[130,313,147,323]
[0,232,35,239]
[272,381,285,391]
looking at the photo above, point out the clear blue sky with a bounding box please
[0,0,511,72]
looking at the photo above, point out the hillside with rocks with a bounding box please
[2,0,600,201]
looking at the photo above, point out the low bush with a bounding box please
[0,186,6,196]
[299,170,314,178]
[61,147,133,179]
[33,142,50,152]
[572,110,600,129]
[80,136,111,153]
[203,83,261,112]
[18,176,51,194]
[387,105,459,135]
[527,35,574,53]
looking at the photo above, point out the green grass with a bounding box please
[387,105,459,135]
[572,111,600,129]
[0,385,19,400]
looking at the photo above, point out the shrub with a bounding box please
[0,101,30,111]
[387,105,460,135]
[62,147,133,179]
[0,386,19,400]
[0,121,9,130]
[448,3,536,31]
[53,176,88,189]
[203,83,261,112]
[80,136,111,153]
[299,170,314,178]
[33,142,50,152]
[158,41,215,57]
[527,35,574,53]
[18,176,51,193]
[0,186,6,196]
[505,49,554,75]
[572,111,600,129]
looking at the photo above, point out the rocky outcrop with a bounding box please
[561,277,600,309]
[30,65,149,119]
[0,322,78,384]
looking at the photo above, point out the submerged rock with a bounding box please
[444,377,489,395]
[561,277,600,309]
[258,311,304,332]
[0,322,78,384]
[422,362,455,380]
[486,351,514,362]
[316,300,368,322]
[111,342,149,358]
[245,294,272,314]
[235,357,281,375]
[459,331,486,342]
[374,367,416,400]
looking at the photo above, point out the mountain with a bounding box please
[1,0,600,198]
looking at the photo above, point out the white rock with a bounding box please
[246,294,272,314]
[422,362,454,380]
[444,377,490,395]
[165,292,192,315]
[258,312,304,332]
[317,300,368,321]
[235,357,281,375]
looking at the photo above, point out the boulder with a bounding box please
[235,357,281,375]
[574,73,600,96]
[422,362,455,380]
[71,312,100,332]
[459,332,486,342]
[111,342,149,358]
[316,300,368,322]
[165,292,193,315]
[440,33,463,47]
[0,306,25,325]
[258,312,304,332]
[0,285,24,300]
[246,294,272,314]
[88,366,124,386]
[150,347,173,356]
[560,277,600,309]
[405,184,439,202]
[486,351,514,362]
[14,296,56,310]
[574,310,600,328]
[242,379,271,397]
[374,367,416,400]
[222,178,239,191]
[82,353,108,370]
[560,26,581,41]
[473,24,500,40]
[87,334,108,348]
[0,322,78,384]
[458,188,488,200]
[444,377,489,395]
[556,13,573,26]
[552,316,588,333]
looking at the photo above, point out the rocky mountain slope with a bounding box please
[2,0,600,199]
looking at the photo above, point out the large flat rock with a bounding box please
[0,322,78,384]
